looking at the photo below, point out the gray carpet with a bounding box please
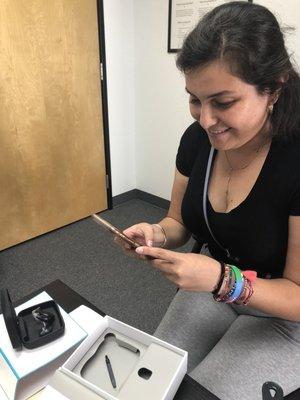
[0,199,193,333]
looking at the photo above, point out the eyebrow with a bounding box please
[185,88,235,99]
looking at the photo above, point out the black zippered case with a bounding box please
[1,289,65,350]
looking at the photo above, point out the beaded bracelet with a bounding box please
[234,278,253,305]
[218,268,234,300]
[234,270,257,305]
[219,269,236,302]
[213,265,233,302]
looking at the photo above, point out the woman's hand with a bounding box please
[113,223,166,259]
[135,246,221,292]
[123,223,166,247]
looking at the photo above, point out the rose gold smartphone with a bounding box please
[91,214,141,248]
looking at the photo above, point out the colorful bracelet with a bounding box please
[227,265,244,303]
[212,264,256,305]
[234,270,257,305]
[235,279,253,305]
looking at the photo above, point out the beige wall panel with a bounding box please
[0,0,107,250]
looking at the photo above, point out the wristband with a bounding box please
[227,265,244,302]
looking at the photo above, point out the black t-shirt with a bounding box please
[176,121,300,278]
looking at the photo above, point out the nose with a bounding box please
[198,104,218,130]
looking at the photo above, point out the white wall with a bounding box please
[134,1,192,200]
[104,0,191,198]
[103,0,136,196]
[104,0,300,200]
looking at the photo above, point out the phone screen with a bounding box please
[91,214,141,248]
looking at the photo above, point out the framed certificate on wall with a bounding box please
[168,0,253,53]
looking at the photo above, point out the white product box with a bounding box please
[45,310,188,400]
[0,292,87,400]
[0,384,8,400]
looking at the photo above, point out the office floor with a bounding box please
[1,200,299,400]
[0,199,193,334]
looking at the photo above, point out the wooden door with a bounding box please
[0,0,108,250]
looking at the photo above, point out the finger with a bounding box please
[124,224,154,247]
[136,246,178,263]
[124,247,146,260]
[150,258,174,272]
[123,225,141,237]
[123,224,148,238]
[113,236,150,262]
[120,229,141,247]
[141,224,156,247]
[119,242,149,260]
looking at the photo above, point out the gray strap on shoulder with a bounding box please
[203,146,230,257]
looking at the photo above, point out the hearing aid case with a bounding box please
[0,291,87,400]
[1,289,65,350]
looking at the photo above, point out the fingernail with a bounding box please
[136,247,144,254]
[147,240,153,247]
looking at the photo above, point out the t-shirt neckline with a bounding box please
[208,139,274,215]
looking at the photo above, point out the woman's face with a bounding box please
[185,60,272,150]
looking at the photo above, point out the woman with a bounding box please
[117,2,300,399]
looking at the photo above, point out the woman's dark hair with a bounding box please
[177,1,300,141]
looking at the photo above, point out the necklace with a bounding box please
[224,141,268,210]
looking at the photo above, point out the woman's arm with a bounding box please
[135,215,300,322]
[248,215,300,321]
[157,168,191,249]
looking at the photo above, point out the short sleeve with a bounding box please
[287,143,300,216]
[176,121,207,177]
[289,184,300,216]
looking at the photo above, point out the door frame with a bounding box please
[97,0,113,209]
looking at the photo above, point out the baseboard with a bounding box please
[112,189,138,206]
[112,189,170,210]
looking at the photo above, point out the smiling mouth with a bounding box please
[209,128,230,135]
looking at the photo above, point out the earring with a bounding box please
[268,104,274,114]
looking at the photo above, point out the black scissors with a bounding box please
[262,382,284,400]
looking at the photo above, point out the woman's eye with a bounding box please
[214,101,234,109]
[189,98,200,105]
